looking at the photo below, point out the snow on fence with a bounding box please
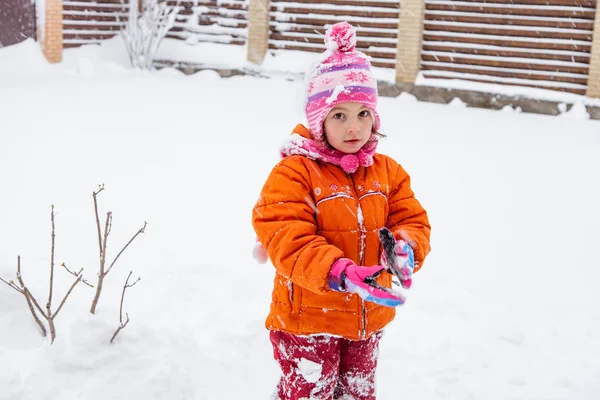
[165,0,247,45]
[421,0,597,95]
[62,0,247,49]
[269,0,402,69]
[62,0,130,48]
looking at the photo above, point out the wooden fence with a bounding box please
[56,0,598,95]
[63,0,128,48]
[421,0,597,95]
[269,0,400,69]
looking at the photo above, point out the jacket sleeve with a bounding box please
[252,160,344,294]
[387,163,431,272]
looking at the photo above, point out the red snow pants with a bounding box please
[269,330,383,400]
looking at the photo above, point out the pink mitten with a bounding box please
[328,258,406,307]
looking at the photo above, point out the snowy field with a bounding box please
[1,39,599,400]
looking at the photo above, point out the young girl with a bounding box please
[252,21,431,400]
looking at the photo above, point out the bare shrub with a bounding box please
[120,0,181,69]
[1,206,92,343]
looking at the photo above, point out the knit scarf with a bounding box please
[280,134,378,174]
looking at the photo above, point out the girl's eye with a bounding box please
[359,110,370,117]
[333,113,345,120]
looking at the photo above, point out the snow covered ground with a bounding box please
[0,39,599,400]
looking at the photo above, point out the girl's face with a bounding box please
[323,102,374,154]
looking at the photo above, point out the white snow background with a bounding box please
[1,39,600,400]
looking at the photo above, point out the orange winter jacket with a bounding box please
[252,125,431,340]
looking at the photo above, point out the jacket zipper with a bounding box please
[347,173,368,340]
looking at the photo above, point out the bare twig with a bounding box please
[0,277,23,293]
[121,274,140,322]
[90,212,111,314]
[90,187,146,314]
[0,256,47,336]
[52,274,83,319]
[120,272,133,324]
[106,222,147,275]
[62,263,93,288]
[106,213,113,238]
[90,186,110,314]
[26,287,46,318]
[16,258,27,288]
[110,313,130,344]
[17,256,47,335]
[102,212,111,267]
[110,271,140,344]
[23,290,47,336]
[93,185,105,259]
[126,276,141,288]
[46,205,56,321]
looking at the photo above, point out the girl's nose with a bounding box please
[347,118,360,133]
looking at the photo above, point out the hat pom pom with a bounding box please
[340,154,359,173]
[325,22,356,52]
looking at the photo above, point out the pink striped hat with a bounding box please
[305,21,380,141]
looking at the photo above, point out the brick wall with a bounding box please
[42,0,63,63]
[395,0,425,84]
[247,0,270,64]
[587,5,600,98]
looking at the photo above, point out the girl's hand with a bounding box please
[328,258,406,307]
[379,228,415,289]
[393,239,415,289]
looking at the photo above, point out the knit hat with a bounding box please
[305,22,380,141]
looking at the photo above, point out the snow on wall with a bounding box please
[421,0,598,95]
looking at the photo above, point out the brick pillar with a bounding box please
[41,0,63,63]
[247,0,270,65]
[395,0,426,84]
[586,5,600,98]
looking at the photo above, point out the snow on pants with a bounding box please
[269,330,383,400]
